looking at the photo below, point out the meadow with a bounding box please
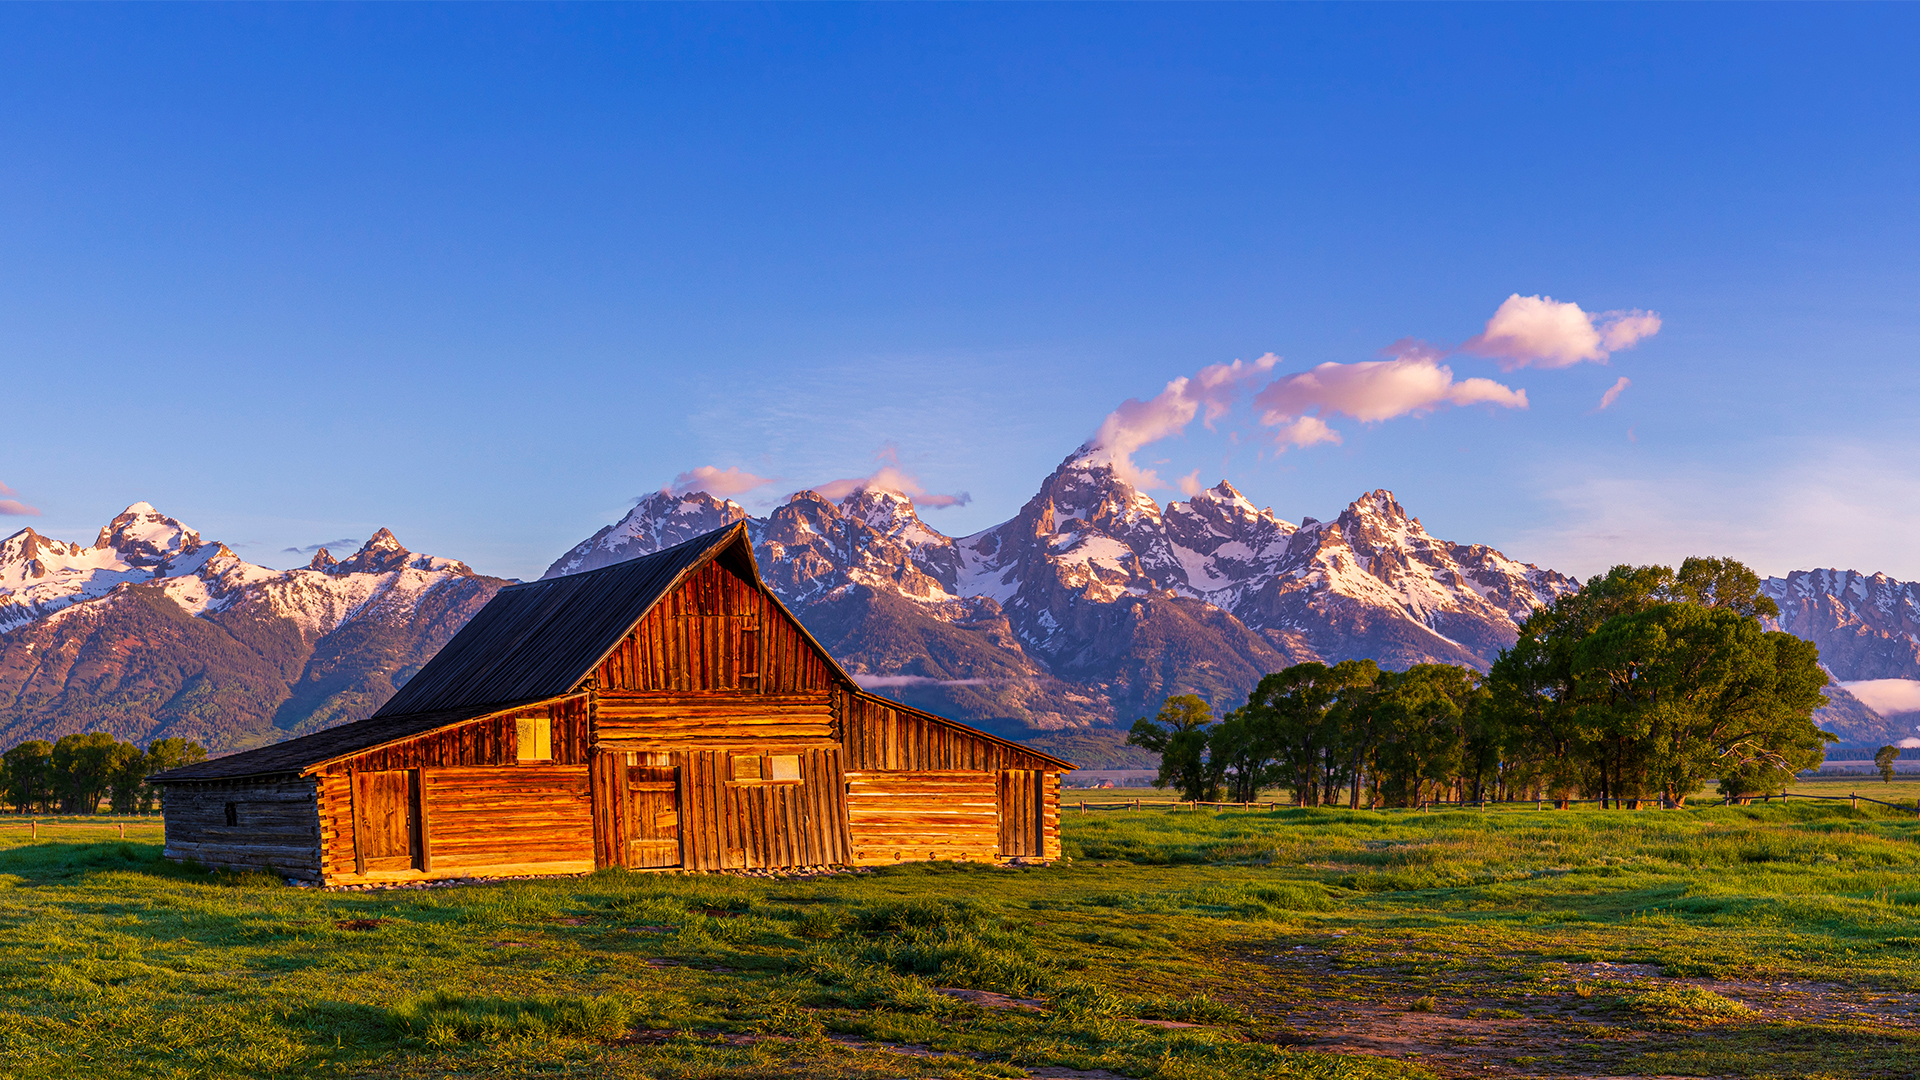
[6,795,1920,1079]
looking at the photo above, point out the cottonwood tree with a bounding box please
[1238,660,1379,807]
[1,741,55,813]
[1128,694,1223,802]
[1875,745,1901,784]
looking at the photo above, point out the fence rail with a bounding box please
[0,820,156,839]
[1074,791,1920,817]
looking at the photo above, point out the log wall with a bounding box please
[845,770,999,865]
[594,560,833,695]
[593,693,835,750]
[160,777,322,880]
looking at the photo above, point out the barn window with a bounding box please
[516,715,552,762]
[223,802,238,827]
[730,754,801,785]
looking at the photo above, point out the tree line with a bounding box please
[1130,557,1835,808]
[0,733,205,814]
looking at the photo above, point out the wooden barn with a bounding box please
[151,524,1069,885]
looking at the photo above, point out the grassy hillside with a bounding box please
[7,802,1920,1078]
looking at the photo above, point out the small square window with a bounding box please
[516,716,552,762]
[731,754,762,780]
[224,802,238,827]
[767,755,801,782]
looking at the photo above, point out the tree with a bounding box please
[51,733,137,814]
[1128,694,1222,802]
[1491,557,1829,808]
[139,738,207,814]
[1875,745,1901,784]
[1371,665,1480,807]
[1238,661,1378,807]
[1206,707,1274,804]
[2,741,55,813]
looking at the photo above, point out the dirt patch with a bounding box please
[1238,937,1920,1078]
[934,987,1047,1011]
[333,918,388,931]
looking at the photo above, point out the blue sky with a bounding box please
[3,4,1917,582]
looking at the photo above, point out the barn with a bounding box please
[151,523,1069,885]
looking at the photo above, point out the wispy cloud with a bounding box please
[664,465,775,498]
[1461,294,1662,370]
[854,674,994,688]
[1841,679,1920,717]
[1597,376,1632,411]
[1081,355,1279,488]
[804,446,971,508]
[282,537,359,555]
[1254,346,1527,449]
[0,482,41,516]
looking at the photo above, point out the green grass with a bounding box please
[8,802,1920,1077]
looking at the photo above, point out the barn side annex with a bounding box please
[151,523,1069,885]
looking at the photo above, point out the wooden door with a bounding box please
[626,765,682,868]
[353,770,420,872]
[997,769,1041,858]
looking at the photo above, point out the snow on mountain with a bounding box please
[1764,569,1920,683]
[544,447,1577,736]
[0,507,507,751]
[543,491,751,579]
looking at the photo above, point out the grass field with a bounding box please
[6,800,1920,1079]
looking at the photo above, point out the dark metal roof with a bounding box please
[374,523,760,717]
[150,701,542,783]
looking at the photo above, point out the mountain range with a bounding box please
[4,450,1917,763]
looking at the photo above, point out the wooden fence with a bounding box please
[0,820,156,839]
[1073,791,1920,817]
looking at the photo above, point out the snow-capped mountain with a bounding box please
[0,507,507,751]
[544,447,1577,742]
[1764,569,1920,683]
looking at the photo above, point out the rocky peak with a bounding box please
[93,502,202,569]
[541,490,750,580]
[307,548,340,573]
[332,529,414,576]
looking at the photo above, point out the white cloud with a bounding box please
[1842,679,1920,717]
[1462,294,1662,370]
[1598,376,1632,411]
[666,465,774,498]
[805,448,971,508]
[1082,354,1278,488]
[1252,352,1527,449]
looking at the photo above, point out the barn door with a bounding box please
[352,769,421,873]
[626,765,682,868]
[997,769,1042,858]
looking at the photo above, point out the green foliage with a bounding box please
[0,733,204,815]
[1487,556,1832,807]
[1128,694,1223,801]
[1876,745,1901,784]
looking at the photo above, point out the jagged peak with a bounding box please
[91,503,201,568]
[307,548,339,573]
[360,528,404,553]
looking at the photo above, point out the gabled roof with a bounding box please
[376,523,776,716]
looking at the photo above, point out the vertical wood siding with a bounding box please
[160,778,322,879]
[593,561,832,695]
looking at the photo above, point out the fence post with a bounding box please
[119,823,126,840]
[31,821,37,840]
[1852,794,1859,810]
